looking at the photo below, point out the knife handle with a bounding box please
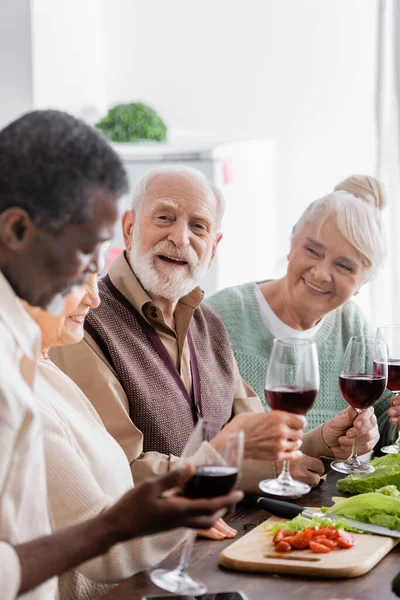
[257,497,305,519]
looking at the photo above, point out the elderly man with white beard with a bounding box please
[52,165,378,539]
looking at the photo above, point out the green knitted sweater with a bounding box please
[206,281,393,447]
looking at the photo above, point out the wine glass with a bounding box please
[150,419,244,595]
[376,325,400,454]
[259,338,319,497]
[331,336,387,474]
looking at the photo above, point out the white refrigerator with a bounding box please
[108,136,277,296]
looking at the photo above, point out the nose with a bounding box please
[167,219,190,248]
[82,274,101,309]
[310,258,332,282]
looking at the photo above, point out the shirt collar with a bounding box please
[107,252,204,317]
[0,270,41,360]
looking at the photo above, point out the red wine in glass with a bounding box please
[265,386,317,415]
[387,359,400,392]
[259,338,320,498]
[339,374,386,410]
[183,465,239,498]
[331,336,387,475]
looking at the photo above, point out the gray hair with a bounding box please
[291,175,387,280]
[130,165,225,229]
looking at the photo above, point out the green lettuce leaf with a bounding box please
[337,454,400,494]
[323,490,400,530]
[264,513,359,534]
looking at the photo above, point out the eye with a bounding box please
[192,222,206,231]
[337,262,353,273]
[156,214,173,222]
[306,246,320,257]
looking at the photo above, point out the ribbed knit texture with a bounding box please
[206,281,393,445]
[84,277,235,454]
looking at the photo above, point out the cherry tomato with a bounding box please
[336,531,355,549]
[311,527,326,537]
[325,525,339,539]
[309,540,333,553]
[273,529,286,544]
[273,529,296,543]
[313,536,337,549]
[289,529,313,549]
[281,529,295,538]
[275,541,292,552]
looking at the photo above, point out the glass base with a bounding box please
[259,477,311,497]
[149,567,207,595]
[331,459,374,475]
[381,442,400,454]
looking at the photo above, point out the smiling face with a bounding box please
[123,173,222,301]
[27,263,102,350]
[0,189,117,312]
[286,217,368,318]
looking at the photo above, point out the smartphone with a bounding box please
[142,592,249,600]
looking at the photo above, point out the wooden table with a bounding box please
[102,472,400,600]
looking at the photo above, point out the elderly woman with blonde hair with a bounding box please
[207,175,391,481]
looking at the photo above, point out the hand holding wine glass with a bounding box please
[331,336,387,474]
[259,338,319,497]
[376,325,400,454]
[150,419,244,595]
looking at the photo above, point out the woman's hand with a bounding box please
[196,517,237,540]
[387,395,400,428]
[322,406,379,458]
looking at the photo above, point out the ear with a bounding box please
[121,209,136,252]
[0,208,37,251]
[209,232,223,265]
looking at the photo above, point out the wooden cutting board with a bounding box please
[219,514,400,578]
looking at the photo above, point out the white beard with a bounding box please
[129,238,210,303]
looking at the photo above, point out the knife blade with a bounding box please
[257,496,400,538]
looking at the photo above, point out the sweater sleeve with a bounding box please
[42,400,187,584]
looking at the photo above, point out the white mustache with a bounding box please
[150,240,199,269]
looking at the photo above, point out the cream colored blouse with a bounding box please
[35,357,187,600]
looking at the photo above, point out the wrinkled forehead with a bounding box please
[142,173,218,220]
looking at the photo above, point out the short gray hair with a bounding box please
[131,165,225,229]
[292,175,387,280]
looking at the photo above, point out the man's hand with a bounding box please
[212,411,305,462]
[197,517,237,540]
[103,466,244,542]
[322,406,379,458]
[387,395,400,429]
[276,453,324,487]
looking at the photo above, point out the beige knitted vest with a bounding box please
[85,275,235,455]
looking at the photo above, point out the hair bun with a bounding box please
[334,175,387,210]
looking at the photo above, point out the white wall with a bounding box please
[102,0,377,269]
[31,0,106,121]
[0,0,33,128]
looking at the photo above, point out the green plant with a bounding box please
[96,102,167,142]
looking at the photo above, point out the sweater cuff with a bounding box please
[239,459,276,494]
[302,424,333,458]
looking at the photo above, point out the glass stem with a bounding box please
[276,460,294,486]
[346,438,361,467]
[176,530,197,574]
